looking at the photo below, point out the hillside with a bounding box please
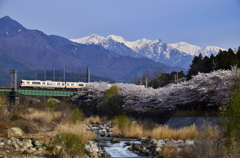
[0,16,184,82]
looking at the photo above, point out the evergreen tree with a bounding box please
[187,53,203,79]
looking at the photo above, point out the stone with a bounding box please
[28,98,40,104]
[32,140,41,146]
[12,141,20,149]
[22,139,33,148]
[10,137,18,141]
[16,139,23,147]
[185,140,194,145]
[26,147,37,153]
[132,144,141,151]
[155,146,162,152]
[3,139,12,145]
[91,147,99,153]
[10,127,23,136]
[110,138,120,143]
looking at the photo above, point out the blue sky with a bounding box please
[0,0,239,49]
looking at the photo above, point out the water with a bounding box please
[100,140,145,158]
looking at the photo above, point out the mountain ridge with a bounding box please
[71,34,225,68]
[0,16,184,82]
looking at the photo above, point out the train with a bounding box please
[20,80,86,89]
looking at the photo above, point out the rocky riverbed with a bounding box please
[0,123,196,158]
[85,123,195,158]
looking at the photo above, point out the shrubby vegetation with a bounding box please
[220,69,240,154]
[99,85,124,117]
[73,68,236,112]
[48,132,86,157]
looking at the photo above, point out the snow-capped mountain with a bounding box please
[71,34,225,69]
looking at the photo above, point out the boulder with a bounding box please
[10,127,23,136]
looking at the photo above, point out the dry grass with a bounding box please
[56,122,96,143]
[22,108,63,124]
[180,139,226,158]
[159,146,179,158]
[83,116,101,125]
[113,121,144,138]
[113,120,220,140]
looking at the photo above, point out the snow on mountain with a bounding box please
[197,46,224,57]
[70,34,225,69]
[71,34,152,52]
[168,42,201,56]
[71,34,105,45]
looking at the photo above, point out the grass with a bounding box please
[83,115,101,125]
[22,108,64,124]
[56,122,96,143]
[112,117,220,140]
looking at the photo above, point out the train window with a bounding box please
[57,83,60,85]
[47,82,55,85]
[62,83,65,86]
[78,84,84,86]
[32,82,41,84]
[67,84,69,86]
[27,82,30,84]
[42,82,45,85]
[71,84,74,86]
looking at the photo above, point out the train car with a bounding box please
[20,80,65,89]
[65,82,86,89]
[20,80,86,89]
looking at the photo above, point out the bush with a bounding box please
[48,133,86,157]
[113,114,131,130]
[46,97,57,109]
[100,85,124,117]
[220,73,240,150]
[71,108,83,123]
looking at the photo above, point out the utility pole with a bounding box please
[87,66,90,83]
[174,72,178,84]
[71,68,73,82]
[53,68,55,81]
[78,68,81,82]
[140,77,143,86]
[78,73,80,82]
[63,66,66,82]
[10,69,17,92]
[145,76,148,88]
[10,69,18,106]
[44,70,46,81]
